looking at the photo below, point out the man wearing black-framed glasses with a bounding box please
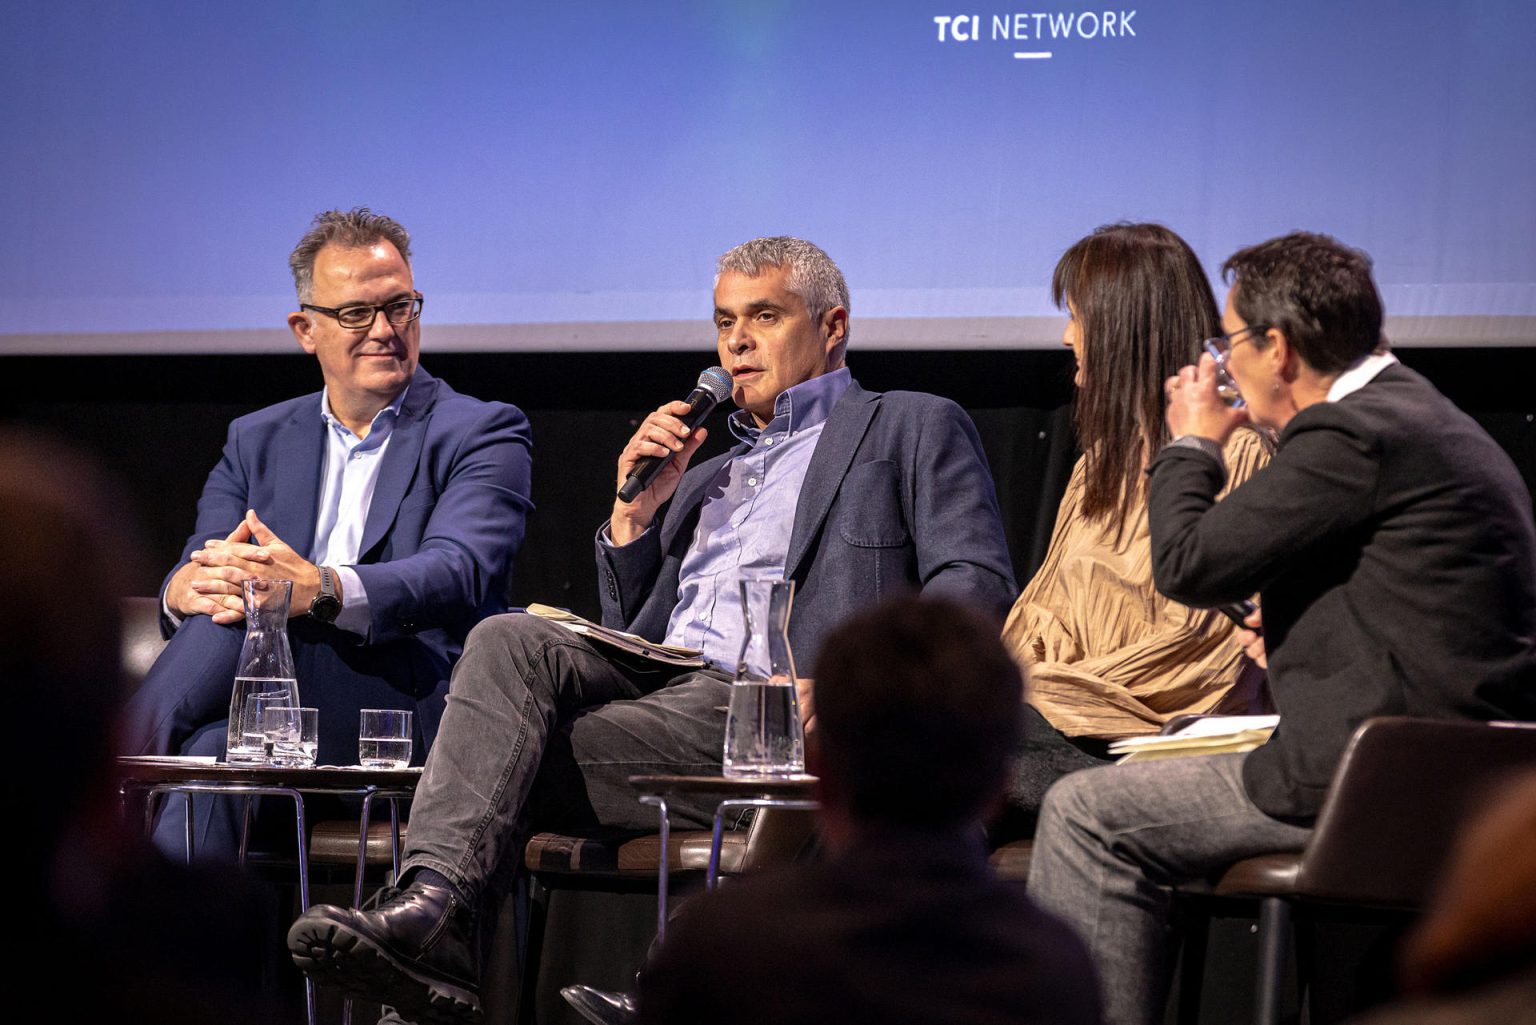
[123,208,534,861]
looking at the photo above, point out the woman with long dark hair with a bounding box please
[1000,223,1270,821]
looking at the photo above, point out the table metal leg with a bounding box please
[238,795,254,865]
[707,807,726,891]
[354,790,377,908]
[390,798,402,879]
[638,795,670,941]
[183,793,195,865]
[274,786,316,1025]
[119,774,421,1025]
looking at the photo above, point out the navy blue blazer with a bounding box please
[596,382,1016,675]
[145,366,533,758]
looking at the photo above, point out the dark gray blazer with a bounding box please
[1149,363,1536,820]
[595,382,1017,675]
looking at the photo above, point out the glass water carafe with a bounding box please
[226,578,299,764]
[722,578,804,777]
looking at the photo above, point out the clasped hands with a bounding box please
[167,509,324,624]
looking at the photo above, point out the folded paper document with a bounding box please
[1109,715,1279,763]
[525,604,707,668]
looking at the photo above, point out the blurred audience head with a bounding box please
[812,594,1024,836]
[1398,768,1536,995]
[1222,230,1383,375]
[0,428,139,844]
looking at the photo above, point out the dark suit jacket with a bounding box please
[595,382,1017,674]
[1149,363,1536,819]
[151,366,533,756]
[637,829,1103,1025]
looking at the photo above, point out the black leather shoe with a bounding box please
[288,882,480,1025]
[561,985,639,1025]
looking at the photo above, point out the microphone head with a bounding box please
[695,366,732,404]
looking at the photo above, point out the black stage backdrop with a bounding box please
[4,348,1532,619]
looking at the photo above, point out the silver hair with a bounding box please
[715,237,851,347]
[288,207,412,302]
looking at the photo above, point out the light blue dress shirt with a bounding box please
[310,385,409,636]
[163,386,408,634]
[658,367,853,673]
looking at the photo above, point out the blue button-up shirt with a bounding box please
[661,367,852,673]
[311,385,408,636]
[162,386,407,635]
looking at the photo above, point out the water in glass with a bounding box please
[722,578,805,777]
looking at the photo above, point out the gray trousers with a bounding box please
[401,615,732,898]
[1027,752,1313,1025]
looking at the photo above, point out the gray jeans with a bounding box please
[402,615,732,898]
[1027,752,1313,1025]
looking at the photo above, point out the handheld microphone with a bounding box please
[616,366,733,503]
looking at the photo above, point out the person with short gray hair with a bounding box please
[715,235,851,355]
[288,236,1016,1025]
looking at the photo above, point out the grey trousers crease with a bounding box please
[401,614,732,898]
[1027,752,1313,1025]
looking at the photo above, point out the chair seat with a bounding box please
[1184,852,1301,897]
[524,829,749,879]
[989,839,1033,882]
[311,820,410,866]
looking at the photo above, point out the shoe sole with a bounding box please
[288,912,482,1025]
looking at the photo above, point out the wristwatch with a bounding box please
[310,565,342,623]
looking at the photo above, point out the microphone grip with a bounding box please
[616,388,720,503]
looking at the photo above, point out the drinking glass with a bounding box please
[359,709,413,769]
[230,691,288,765]
[263,706,319,767]
[1202,338,1247,408]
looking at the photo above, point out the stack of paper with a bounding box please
[1108,715,1280,763]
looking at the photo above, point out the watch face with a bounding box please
[310,594,341,623]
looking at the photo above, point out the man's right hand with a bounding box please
[609,400,709,545]
[165,520,269,625]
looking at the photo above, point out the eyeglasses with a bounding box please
[1202,323,1269,359]
[302,293,424,331]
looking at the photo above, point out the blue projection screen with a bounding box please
[2,1,1533,354]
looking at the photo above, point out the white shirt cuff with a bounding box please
[597,520,653,549]
[333,565,370,637]
[161,593,185,630]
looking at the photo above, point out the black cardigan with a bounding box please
[1148,362,1536,820]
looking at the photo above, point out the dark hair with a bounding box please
[813,594,1024,831]
[1222,231,1383,375]
[289,207,412,301]
[1052,223,1220,533]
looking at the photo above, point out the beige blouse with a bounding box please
[1002,427,1272,739]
